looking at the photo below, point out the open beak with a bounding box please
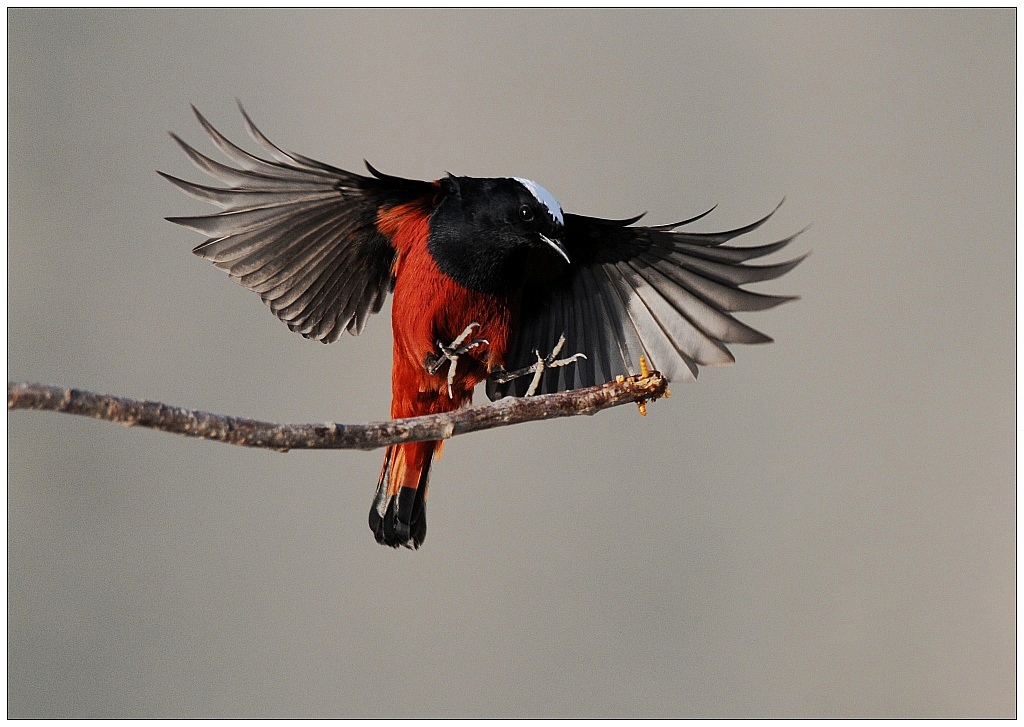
[539,233,571,265]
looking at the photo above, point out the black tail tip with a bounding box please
[369,491,426,549]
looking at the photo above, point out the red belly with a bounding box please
[373,199,518,508]
[390,243,513,418]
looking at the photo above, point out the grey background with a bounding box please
[8,9,1014,718]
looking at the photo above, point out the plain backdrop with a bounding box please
[7,9,1014,718]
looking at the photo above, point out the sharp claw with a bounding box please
[495,332,587,396]
[450,321,480,348]
[550,334,566,359]
[525,351,545,397]
[426,322,490,397]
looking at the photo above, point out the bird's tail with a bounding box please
[368,440,438,548]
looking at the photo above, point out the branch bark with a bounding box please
[7,374,668,452]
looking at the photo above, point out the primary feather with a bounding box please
[164,105,803,392]
[164,104,432,343]
[489,205,806,398]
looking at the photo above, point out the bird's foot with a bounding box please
[491,333,586,396]
[425,322,489,399]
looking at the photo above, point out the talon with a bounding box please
[526,350,545,398]
[491,332,586,396]
[450,321,480,348]
[425,322,490,398]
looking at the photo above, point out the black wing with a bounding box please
[162,104,435,343]
[487,204,806,399]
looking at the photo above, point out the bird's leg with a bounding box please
[490,333,586,396]
[425,322,490,398]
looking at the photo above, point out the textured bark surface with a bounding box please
[8,374,668,453]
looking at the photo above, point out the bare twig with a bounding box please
[7,373,668,453]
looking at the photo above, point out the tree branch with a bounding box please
[7,373,668,452]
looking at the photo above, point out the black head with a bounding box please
[427,175,569,296]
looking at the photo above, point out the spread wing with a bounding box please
[162,104,435,343]
[487,204,806,399]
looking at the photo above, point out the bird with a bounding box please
[162,104,805,549]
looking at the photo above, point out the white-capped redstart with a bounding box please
[164,105,805,549]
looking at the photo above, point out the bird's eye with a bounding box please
[518,204,534,222]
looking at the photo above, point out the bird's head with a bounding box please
[428,175,569,295]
